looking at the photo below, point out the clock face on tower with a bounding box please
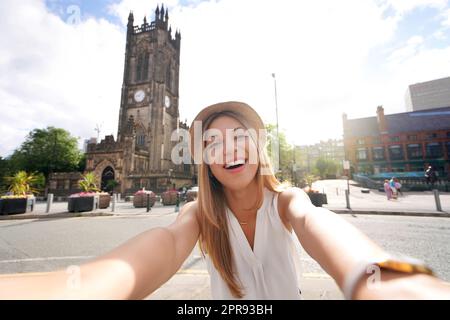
[164,95,171,108]
[134,90,145,103]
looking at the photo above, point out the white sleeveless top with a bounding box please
[205,188,302,300]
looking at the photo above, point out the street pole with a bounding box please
[293,145,296,187]
[272,73,281,176]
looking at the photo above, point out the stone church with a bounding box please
[82,6,195,195]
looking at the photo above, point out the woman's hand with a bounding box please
[353,271,450,299]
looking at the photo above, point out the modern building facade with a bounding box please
[343,106,450,177]
[405,77,450,112]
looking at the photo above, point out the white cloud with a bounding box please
[382,0,448,15]
[0,0,125,156]
[1,0,450,158]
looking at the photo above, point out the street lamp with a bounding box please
[272,73,281,175]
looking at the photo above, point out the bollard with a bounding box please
[93,196,98,210]
[146,193,151,212]
[118,193,121,202]
[112,193,116,212]
[336,188,339,196]
[46,193,54,213]
[433,189,442,212]
[345,189,351,210]
[175,194,180,213]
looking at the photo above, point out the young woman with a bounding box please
[1,102,449,300]
[383,179,393,200]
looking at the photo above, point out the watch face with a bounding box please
[164,95,171,108]
[134,90,145,103]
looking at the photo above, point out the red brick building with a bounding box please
[343,106,450,177]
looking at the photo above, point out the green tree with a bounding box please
[314,158,339,179]
[265,124,293,182]
[9,127,83,180]
[315,158,328,178]
[0,157,14,193]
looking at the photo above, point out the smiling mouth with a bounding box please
[224,159,246,170]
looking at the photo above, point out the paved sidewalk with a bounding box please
[313,179,450,217]
[148,272,343,300]
[0,200,177,220]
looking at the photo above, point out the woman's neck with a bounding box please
[223,179,260,216]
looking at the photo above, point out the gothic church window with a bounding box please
[135,52,150,82]
[166,63,172,90]
[135,126,146,148]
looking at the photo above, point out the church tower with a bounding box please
[74,5,193,196]
[117,5,181,174]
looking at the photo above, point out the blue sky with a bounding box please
[1,0,450,156]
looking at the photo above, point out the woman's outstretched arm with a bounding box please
[279,187,450,299]
[0,201,199,300]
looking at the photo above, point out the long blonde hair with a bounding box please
[196,110,287,298]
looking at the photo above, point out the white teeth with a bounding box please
[225,159,245,169]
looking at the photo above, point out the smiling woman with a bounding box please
[0,102,450,300]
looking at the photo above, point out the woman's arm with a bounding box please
[279,187,450,299]
[0,201,200,300]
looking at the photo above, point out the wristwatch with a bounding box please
[343,254,435,300]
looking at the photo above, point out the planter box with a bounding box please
[133,193,156,208]
[68,196,95,213]
[186,191,198,202]
[0,198,27,215]
[99,194,111,209]
[161,192,178,206]
[308,193,328,207]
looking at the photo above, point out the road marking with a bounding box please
[0,256,94,264]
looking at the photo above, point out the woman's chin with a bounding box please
[220,175,257,192]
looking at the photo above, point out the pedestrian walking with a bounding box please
[394,178,403,197]
[1,101,449,300]
[425,166,437,189]
[389,177,398,200]
[383,179,392,200]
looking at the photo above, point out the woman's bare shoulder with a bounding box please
[178,200,200,221]
[278,187,310,206]
[278,187,313,221]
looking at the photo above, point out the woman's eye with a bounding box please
[235,134,248,142]
[208,141,223,149]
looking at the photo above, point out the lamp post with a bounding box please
[272,73,281,175]
[292,144,297,187]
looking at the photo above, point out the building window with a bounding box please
[356,139,365,145]
[447,142,450,157]
[372,137,381,144]
[426,142,443,158]
[408,135,417,141]
[427,133,438,140]
[389,145,404,160]
[166,63,172,91]
[356,148,367,160]
[407,144,423,159]
[390,136,400,142]
[372,147,385,160]
[136,134,145,147]
[447,132,450,138]
[143,52,149,81]
[135,52,149,82]
[135,54,143,82]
